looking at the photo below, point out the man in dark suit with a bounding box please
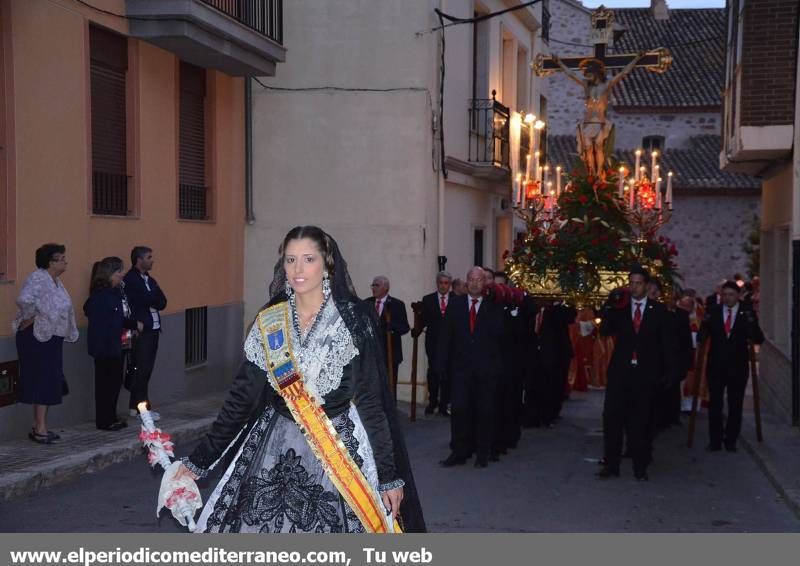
[705,280,725,310]
[700,280,764,452]
[437,267,506,468]
[124,246,168,418]
[416,271,454,415]
[364,276,410,391]
[598,267,675,481]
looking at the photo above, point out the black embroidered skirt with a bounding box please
[196,403,382,533]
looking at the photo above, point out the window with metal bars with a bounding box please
[185,306,208,367]
[179,61,208,220]
[90,26,129,216]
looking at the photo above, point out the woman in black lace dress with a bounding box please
[173,226,425,533]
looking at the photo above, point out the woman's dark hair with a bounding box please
[130,246,153,267]
[35,243,66,269]
[90,256,124,293]
[280,226,336,276]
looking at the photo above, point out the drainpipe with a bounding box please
[245,77,255,224]
[792,239,799,426]
[436,0,447,272]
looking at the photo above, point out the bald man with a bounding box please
[363,275,410,391]
[437,267,506,468]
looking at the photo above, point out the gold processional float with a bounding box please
[505,6,677,306]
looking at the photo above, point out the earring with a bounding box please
[322,272,331,300]
[284,279,294,298]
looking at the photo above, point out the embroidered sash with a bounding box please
[256,302,401,534]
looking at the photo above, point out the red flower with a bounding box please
[579,195,589,204]
[669,244,678,256]
[502,249,510,260]
[586,175,595,184]
[591,238,599,246]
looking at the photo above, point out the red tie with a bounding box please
[440,295,447,316]
[633,302,642,333]
[632,302,642,363]
[469,298,478,334]
[725,308,733,336]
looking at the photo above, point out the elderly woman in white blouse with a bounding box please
[12,243,79,444]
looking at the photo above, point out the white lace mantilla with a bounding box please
[244,300,359,403]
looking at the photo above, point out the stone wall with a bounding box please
[657,192,760,294]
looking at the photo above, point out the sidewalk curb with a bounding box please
[740,433,800,520]
[0,417,215,501]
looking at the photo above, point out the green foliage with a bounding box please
[506,170,681,299]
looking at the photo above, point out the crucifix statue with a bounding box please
[533,6,672,179]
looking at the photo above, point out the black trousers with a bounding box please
[451,374,495,460]
[523,357,547,427]
[708,368,748,447]
[603,366,656,475]
[129,330,160,409]
[94,356,123,428]
[425,351,449,410]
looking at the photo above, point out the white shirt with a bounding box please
[631,297,647,321]
[13,269,79,343]
[467,295,483,315]
[723,303,739,331]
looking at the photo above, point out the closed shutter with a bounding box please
[179,61,207,220]
[90,26,128,216]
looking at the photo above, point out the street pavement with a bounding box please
[1,389,798,532]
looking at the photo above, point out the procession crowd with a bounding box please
[11,241,764,485]
[373,267,763,479]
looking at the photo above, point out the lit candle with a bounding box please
[537,165,543,183]
[656,177,662,209]
[640,166,646,181]
[515,173,522,206]
[651,151,658,181]
[556,166,562,196]
[634,149,642,180]
[666,171,673,209]
[618,166,625,198]
[543,165,550,188]
[534,151,541,180]
[546,182,553,208]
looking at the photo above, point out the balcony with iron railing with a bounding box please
[127,0,285,76]
[468,90,510,173]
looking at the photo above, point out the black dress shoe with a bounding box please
[595,466,620,479]
[438,408,450,417]
[706,444,722,452]
[439,454,466,467]
[634,473,649,482]
[725,443,737,453]
[474,457,488,468]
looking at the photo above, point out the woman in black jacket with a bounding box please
[83,257,142,430]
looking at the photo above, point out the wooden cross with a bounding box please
[533,6,672,77]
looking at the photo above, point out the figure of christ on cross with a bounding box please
[552,52,645,180]
[533,6,672,179]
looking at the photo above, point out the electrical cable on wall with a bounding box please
[249,78,439,173]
